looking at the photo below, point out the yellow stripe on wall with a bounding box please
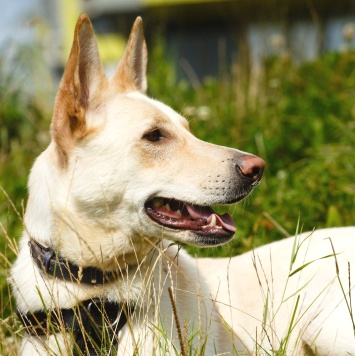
[58,0,82,63]
[142,0,225,6]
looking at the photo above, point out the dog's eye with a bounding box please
[143,129,164,142]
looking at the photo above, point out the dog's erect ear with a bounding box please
[52,14,107,166]
[111,17,147,93]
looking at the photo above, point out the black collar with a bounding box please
[17,298,134,355]
[29,239,120,285]
[20,240,135,355]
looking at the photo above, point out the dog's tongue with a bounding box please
[186,204,236,232]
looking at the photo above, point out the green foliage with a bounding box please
[0,43,354,260]
[0,45,51,241]
[0,45,52,332]
[148,48,355,257]
[0,36,355,356]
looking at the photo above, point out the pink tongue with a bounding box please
[186,204,236,233]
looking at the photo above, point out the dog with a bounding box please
[10,14,355,355]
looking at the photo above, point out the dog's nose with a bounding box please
[236,155,265,184]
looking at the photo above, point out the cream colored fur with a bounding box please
[10,13,355,355]
[198,226,355,354]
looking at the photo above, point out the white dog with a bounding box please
[10,14,355,355]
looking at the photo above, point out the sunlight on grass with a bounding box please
[1,31,355,354]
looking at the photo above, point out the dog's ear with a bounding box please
[111,17,147,93]
[52,14,107,165]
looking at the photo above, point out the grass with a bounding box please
[0,37,355,354]
[245,226,354,355]
[148,43,355,256]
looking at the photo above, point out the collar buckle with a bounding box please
[43,250,55,273]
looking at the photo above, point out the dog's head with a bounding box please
[42,14,264,265]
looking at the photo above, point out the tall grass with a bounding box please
[0,38,355,354]
[0,44,52,354]
[148,43,355,256]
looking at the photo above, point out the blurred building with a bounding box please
[4,0,355,81]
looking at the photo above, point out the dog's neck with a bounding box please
[13,232,164,314]
[23,145,159,271]
[29,239,125,285]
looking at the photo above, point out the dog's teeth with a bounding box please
[165,203,171,211]
[207,214,217,227]
[152,198,164,207]
[176,210,182,216]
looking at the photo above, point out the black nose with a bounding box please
[236,155,265,184]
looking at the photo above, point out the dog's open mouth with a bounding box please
[145,197,236,239]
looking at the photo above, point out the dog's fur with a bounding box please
[10,14,355,355]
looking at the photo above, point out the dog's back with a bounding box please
[198,226,355,354]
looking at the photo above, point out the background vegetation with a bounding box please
[148,43,355,256]
[0,38,355,351]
